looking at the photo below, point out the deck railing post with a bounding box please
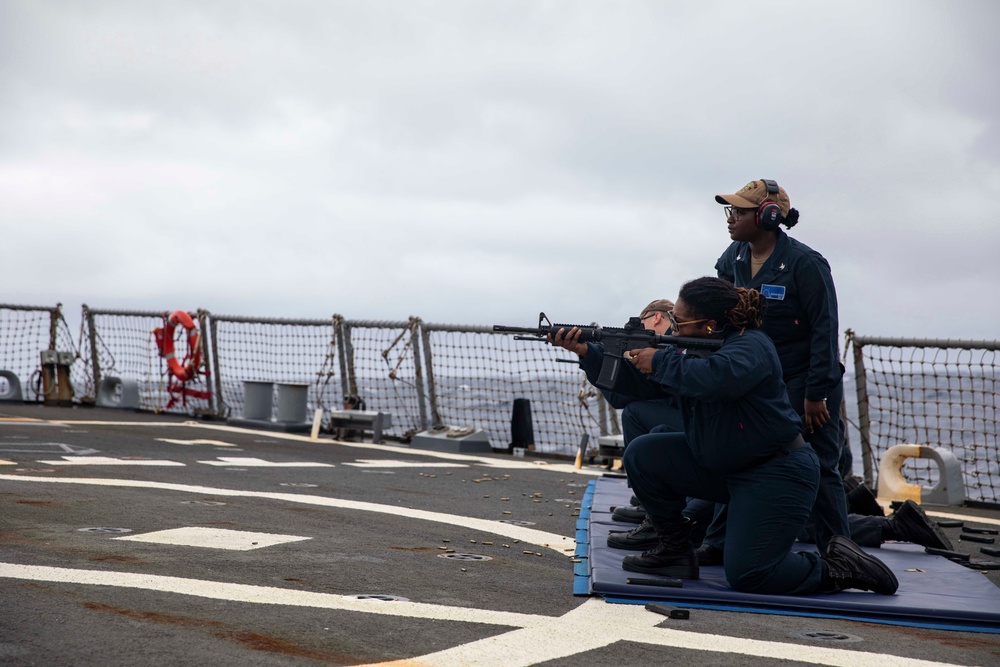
[84,305,102,393]
[848,330,875,487]
[409,317,429,431]
[420,324,442,428]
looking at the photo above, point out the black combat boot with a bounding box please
[820,535,898,595]
[846,481,885,517]
[882,499,953,550]
[693,542,724,566]
[621,517,699,579]
[611,504,647,524]
[607,517,659,550]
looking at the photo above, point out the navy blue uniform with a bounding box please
[579,343,714,538]
[715,228,850,552]
[579,342,684,444]
[616,329,824,594]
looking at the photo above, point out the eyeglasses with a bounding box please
[724,206,754,219]
[667,311,709,330]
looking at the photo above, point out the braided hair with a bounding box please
[678,277,766,333]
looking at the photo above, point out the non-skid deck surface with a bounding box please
[575,476,1000,633]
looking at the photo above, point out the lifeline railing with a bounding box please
[845,331,998,505]
[1,303,996,504]
[0,304,619,455]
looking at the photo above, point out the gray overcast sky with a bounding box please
[2,0,998,341]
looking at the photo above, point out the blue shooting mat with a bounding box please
[576,476,1000,633]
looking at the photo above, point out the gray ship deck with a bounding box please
[2,404,998,666]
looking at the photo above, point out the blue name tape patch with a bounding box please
[761,284,786,300]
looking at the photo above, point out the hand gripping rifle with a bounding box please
[493,312,722,391]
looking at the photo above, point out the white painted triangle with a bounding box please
[197,457,333,467]
[342,459,467,468]
[37,456,185,466]
[114,527,311,551]
[156,438,238,447]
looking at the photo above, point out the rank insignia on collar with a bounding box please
[779,263,786,270]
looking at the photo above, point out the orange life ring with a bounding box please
[160,310,202,382]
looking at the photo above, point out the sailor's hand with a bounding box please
[627,347,655,373]
[548,327,588,356]
[803,398,830,433]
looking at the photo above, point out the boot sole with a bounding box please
[896,500,954,551]
[829,535,898,595]
[621,559,699,579]
[607,538,660,551]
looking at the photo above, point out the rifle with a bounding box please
[493,312,722,390]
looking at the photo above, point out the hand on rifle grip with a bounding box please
[628,347,655,373]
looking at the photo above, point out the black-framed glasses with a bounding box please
[667,311,709,330]
[724,205,753,219]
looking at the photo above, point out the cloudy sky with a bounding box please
[2,0,998,341]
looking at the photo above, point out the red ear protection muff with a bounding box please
[756,179,782,232]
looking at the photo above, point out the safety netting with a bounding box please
[848,333,999,505]
[210,314,341,421]
[0,304,80,403]
[421,323,613,454]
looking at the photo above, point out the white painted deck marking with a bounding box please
[0,564,965,667]
[157,438,238,447]
[0,474,574,554]
[0,442,97,455]
[343,459,467,469]
[37,456,185,466]
[34,419,602,475]
[114,527,311,551]
[0,460,14,465]
[197,457,334,467]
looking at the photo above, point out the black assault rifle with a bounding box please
[493,312,722,391]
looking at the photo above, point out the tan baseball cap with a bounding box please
[715,179,790,216]
[640,299,674,319]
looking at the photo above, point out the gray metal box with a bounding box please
[409,427,492,454]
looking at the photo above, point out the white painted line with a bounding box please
[382,598,966,667]
[22,419,606,476]
[37,456,185,466]
[157,438,238,447]
[0,474,573,554]
[197,457,334,467]
[0,460,14,465]
[114,527,311,551]
[0,562,538,626]
[343,459,467,469]
[0,563,965,667]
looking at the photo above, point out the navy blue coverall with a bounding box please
[579,342,684,444]
[579,343,714,536]
[714,228,850,552]
[615,329,824,594]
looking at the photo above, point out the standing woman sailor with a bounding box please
[714,179,850,555]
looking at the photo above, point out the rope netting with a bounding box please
[0,304,79,402]
[28,301,997,491]
[80,307,212,413]
[849,333,999,504]
[422,324,616,455]
[342,319,426,438]
[211,315,340,420]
